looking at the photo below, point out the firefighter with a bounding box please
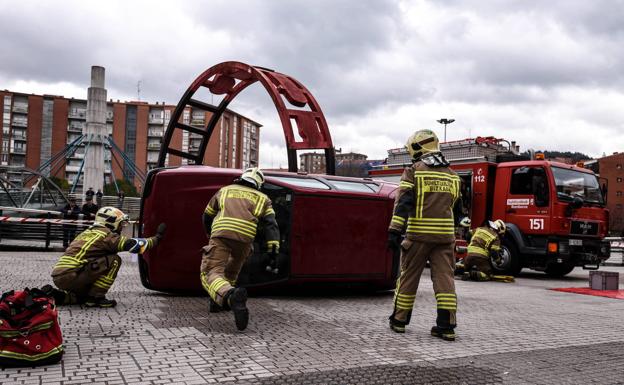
[50,207,166,307]
[462,219,513,282]
[200,167,280,331]
[387,129,465,341]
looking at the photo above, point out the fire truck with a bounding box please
[369,137,611,277]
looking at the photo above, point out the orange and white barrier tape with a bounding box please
[0,216,139,225]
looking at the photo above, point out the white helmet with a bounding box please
[95,206,129,232]
[489,219,506,235]
[240,167,265,189]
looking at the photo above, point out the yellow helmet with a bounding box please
[489,219,506,235]
[95,206,129,232]
[241,167,265,189]
[406,129,440,160]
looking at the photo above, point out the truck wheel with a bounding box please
[544,263,575,278]
[492,240,522,276]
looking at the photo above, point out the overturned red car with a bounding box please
[139,62,398,292]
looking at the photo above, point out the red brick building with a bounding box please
[0,90,260,190]
[598,152,624,234]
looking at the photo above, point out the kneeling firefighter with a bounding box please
[200,167,280,331]
[51,207,166,307]
[387,129,465,341]
[463,220,514,282]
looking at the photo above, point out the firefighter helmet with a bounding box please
[241,167,265,189]
[406,130,440,160]
[95,206,129,232]
[489,219,506,235]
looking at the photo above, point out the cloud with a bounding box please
[1,0,623,166]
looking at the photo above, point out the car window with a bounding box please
[269,176,331,190]
[327,180,379,193]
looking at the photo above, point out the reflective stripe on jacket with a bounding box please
[204,184,280,250]
[467,227,501,257]
[389,161,461,243]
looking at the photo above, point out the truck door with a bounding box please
[504,166,551,235]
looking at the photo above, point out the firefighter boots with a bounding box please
[431,326,456,341]
[227,287,249,331]
[85,297,117,308]
[209,297,224,313]
[389,318,406,333]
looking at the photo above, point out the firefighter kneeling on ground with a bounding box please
[387,129,466,341]
[200,167,280,331]
[462,219,514,282]
[49,207,166,307]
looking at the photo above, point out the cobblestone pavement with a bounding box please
[1,251,623,384]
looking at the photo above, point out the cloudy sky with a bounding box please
[1,0,623,167]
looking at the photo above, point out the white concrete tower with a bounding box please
[83,66,107,197]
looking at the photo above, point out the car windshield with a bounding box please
[551,167,604,205]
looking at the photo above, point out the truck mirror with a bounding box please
[571,196,584,209]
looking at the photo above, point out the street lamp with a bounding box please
[437,118,455,142]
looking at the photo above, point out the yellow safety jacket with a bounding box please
[52,226,159,275]
[467,227,501,258]
[389,161,461,243]
[204,184,280,252]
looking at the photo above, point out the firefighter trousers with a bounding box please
[464,253,492,276]
[391,239,457,329]
[52,254,122,299]
[200,237,252,306]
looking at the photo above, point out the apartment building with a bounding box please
[0,90,261,189]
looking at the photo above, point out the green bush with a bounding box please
[104,179,140,197]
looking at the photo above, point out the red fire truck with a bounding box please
[370,137,611,277]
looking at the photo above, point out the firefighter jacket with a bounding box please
[388,161,462,243]
[52,226,160,275]
[467,227,501,258]
[203,184,280,252]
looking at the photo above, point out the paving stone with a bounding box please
[0,251,623,384]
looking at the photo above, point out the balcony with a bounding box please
[147,158,159,164]
[12,105,28,114]
[10,147,26,155]
[147,143,161,150]
[11,118,27,127]
[149,116,164,124]
[106,112,113,121]
[148,129,163,137]
[68,122,85,132]
[68,110,86,119]
[190,118,205,126]
[12,133,27,141]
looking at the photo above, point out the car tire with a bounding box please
[544,263,575,277]
[492,239,523,276]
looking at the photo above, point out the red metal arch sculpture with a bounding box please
[158,61,335,174]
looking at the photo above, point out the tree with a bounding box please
[48,176,70,191]
[103,179,139,197]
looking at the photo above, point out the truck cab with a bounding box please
[490,161,609,276]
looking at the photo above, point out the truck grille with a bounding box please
[570,220,599,236]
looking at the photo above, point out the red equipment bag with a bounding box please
[0,288,64,367]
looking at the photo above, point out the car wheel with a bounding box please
[492,239,522,276]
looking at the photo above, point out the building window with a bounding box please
[618,164,622,170]
[618,177,623,183]
[617,191,623,197]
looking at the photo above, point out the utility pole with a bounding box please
[437,118,455,142]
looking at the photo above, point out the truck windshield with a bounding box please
[551,167,604,205]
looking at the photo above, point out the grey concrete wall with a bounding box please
[83,66,107,196]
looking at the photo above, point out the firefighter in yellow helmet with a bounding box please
[200,167,280,331]
[50,206,166,307]
[462,219,513,282]
[387,129,466,340]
